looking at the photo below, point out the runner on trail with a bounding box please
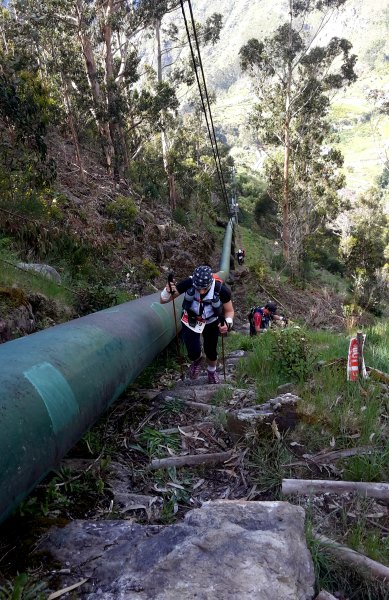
[160,265,234,384]
[248,301,287,336]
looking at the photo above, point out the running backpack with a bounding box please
[183,279,223,316]
[248,306,261,323]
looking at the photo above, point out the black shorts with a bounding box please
[181,319,220,361]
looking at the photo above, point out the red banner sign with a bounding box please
[347,334,367,381]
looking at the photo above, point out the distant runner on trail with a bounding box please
[160,265,234,384]
[236,248,245,265]
[248,301,287,336]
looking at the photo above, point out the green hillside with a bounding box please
[188,0,389,192]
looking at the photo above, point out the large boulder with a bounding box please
[17,263,62,283]
[42,500,315,599]
[0,289,74,342]
[0,287,34,342]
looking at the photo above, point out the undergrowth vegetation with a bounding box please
[226,322,389,598]
[1,320,388,598]
[0,0,387,595]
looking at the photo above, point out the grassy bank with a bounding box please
[226,320,389,598]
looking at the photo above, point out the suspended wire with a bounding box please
[179,0,230,215]
[185,2,230,199]
[179,0,229,213]
[186,0,231,207]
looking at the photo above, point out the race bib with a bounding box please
[181,311,206,333]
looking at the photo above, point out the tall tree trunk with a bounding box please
[76,0,114,175]
[61,73,85,183]
[282,1,293,262]
[283,111,290,262]
[119,125,130,173]
[115,31,131,176]
[156,17,177,210]
[102,0,123,179]
[1,27,9,53]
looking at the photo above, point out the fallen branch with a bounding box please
[257,282,287,313]
[159,422,214,434]
[282,446,373,467]
[182,400,224,413]
[282,479,389,502]
[48,579,88,600]
[150,450,233,470]
[315,591,338,600]
[314,534,389,582]
[367,367,389,384]
[169,384,232,403]
[197,424,228,451]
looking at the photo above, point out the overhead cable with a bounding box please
[179,0,230,215]
[186,0,230,206]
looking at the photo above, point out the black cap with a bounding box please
[265,301,277,314]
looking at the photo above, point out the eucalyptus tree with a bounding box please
[0,48,56,208]
[184,88,233,211]
[2,0,180,179]
[72,0,177,177]
[166,109,231,226]
[0,7,58,208]
[339,188,388,310]
[239,0,357,267]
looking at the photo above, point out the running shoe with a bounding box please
[188,358,202,379]
[207,369,220,384]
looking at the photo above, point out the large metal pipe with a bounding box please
[218,219,234,280]
[0,220,234,524]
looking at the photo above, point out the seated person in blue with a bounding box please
[160,265,234,384]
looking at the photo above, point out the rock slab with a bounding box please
[42,500,315,599]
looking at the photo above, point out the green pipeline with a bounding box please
[0,220,233,524]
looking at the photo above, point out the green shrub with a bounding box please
[172,207,189,226]
[0,235,13,252]
[250,260,268,280]
[270,253,286,271]
[270,328,316,381]
[140,259,160,281]
[107,195,138,230]
[0,211,97,277]
[75,283,117,314]
[254,191,276,222]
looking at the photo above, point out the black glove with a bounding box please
[282,316,288,325]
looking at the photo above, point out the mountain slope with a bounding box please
[176,0,389,191]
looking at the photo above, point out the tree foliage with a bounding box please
[239,0,357,268]
[2,0,183,178]
[340,188,388,311]
[0,46,57,213]
[0,0,228,214]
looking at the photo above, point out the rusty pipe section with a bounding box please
[0,221,233,524]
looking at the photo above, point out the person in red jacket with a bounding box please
[248,302,287,336]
